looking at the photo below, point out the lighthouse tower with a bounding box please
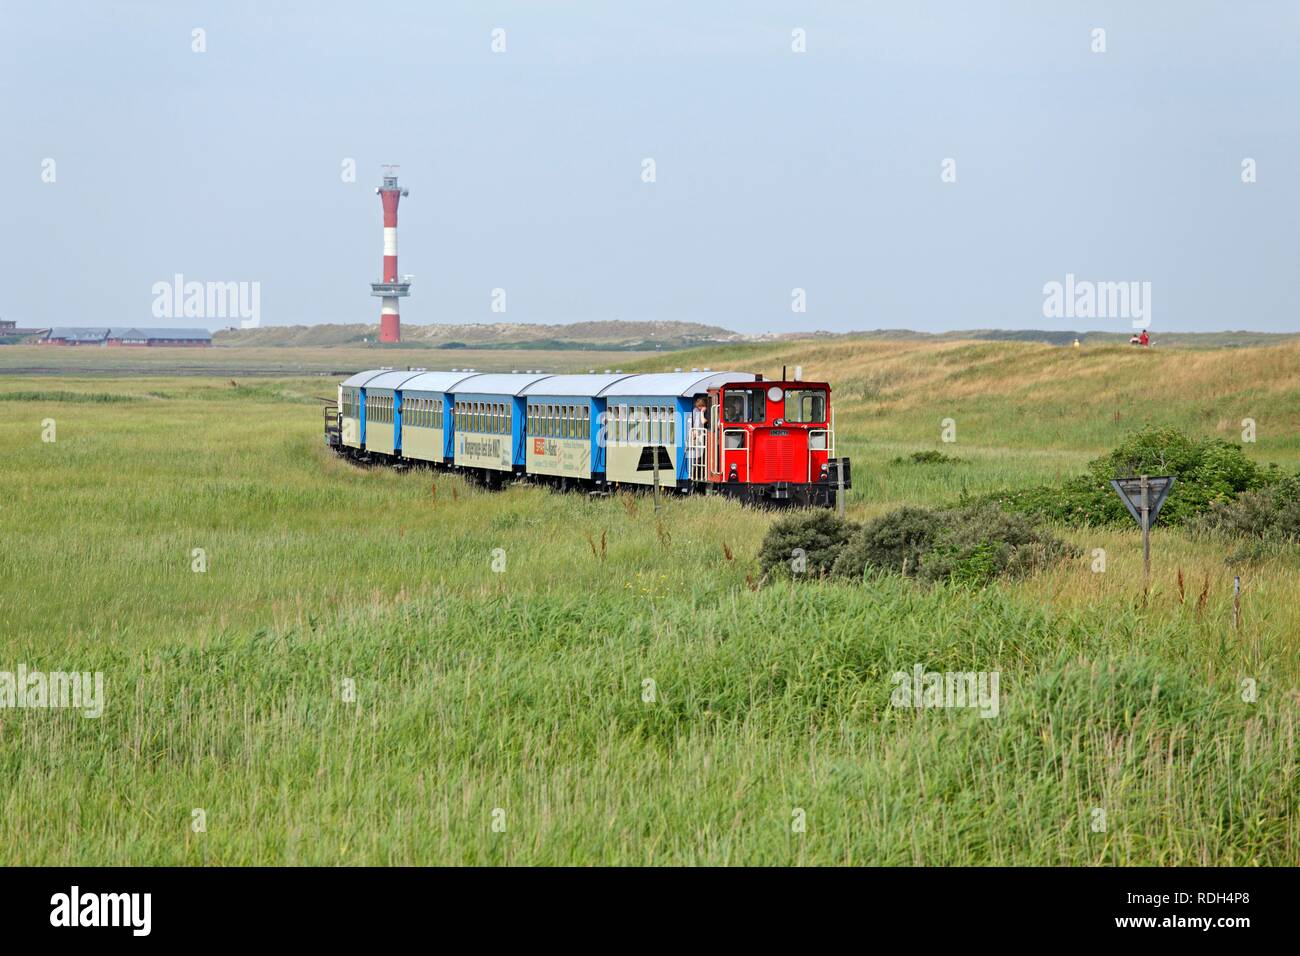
[371,166,411,343]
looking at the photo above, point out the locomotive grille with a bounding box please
[756,430,805,481]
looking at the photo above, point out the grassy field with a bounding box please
[1,338,1297,865]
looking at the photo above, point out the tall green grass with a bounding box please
[0,363,1297,865]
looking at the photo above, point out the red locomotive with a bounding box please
[689,371,850,507]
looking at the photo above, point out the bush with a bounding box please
[1191,474,1300,543]
[985,426,1278,527]
[756,510,858,578]
[892,450,964,465]
[830,506,941,578]
[832,503,1077,586]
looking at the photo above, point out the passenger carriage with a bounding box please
[338,369,388,452]
[519,373,632,485]
[397,370,477,464]
[599,371,754,489]
[352,369,422,458]
[448,373,553,481]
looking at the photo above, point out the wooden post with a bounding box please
[1140,474,1150,603]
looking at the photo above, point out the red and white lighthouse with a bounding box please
[371,166,411,344]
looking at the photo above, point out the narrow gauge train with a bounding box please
[326,368,851,507]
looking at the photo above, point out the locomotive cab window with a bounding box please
[785,389,826,423]
[723,387,767,424]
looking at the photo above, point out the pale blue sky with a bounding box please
[2,0,1296,334]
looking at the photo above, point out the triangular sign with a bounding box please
[1109,476,1176,528]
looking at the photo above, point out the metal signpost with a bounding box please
[1109,475,1175,600]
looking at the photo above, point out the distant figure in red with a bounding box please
[1139,329,1150,347]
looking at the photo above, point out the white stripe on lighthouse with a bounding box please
[383,227,398,257]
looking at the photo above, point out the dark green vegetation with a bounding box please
[760,505,1076,587]
[893,450,965,465]
[986,426,1300,528]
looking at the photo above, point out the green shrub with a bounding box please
[830,506,941,578]
[831,503,1077,586]
[1191,474,1300,543]
[985,426,1278,527]
[891,450,964,465]
[756,510,858,578]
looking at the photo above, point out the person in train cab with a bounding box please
[690,396,708,462]
[693,396,709,429]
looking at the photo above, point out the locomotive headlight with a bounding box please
[767,386,784,403]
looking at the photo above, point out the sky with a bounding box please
[2,0,1296,335]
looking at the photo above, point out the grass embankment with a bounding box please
[0,339,1297,864]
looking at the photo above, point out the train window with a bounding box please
[566,405,574,439]
[667,407,675,444]
[785,389,826,423]
[723,387,767,424]
[582,406,590,440]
